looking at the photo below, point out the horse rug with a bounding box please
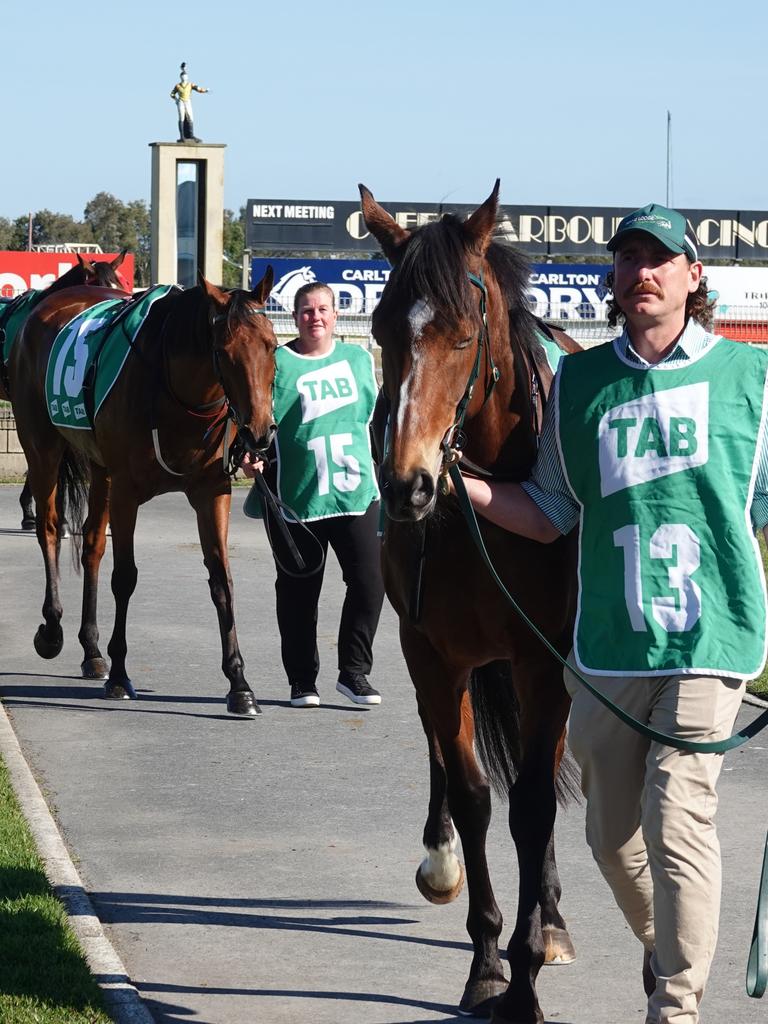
[45,286,173,429]
[1,291,41,364]
[535,329,565,374]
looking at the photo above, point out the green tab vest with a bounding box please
[273,340,379,522]
[557,337,768,678]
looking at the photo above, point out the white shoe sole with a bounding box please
[291,694,320,707]
[336,683,381,705]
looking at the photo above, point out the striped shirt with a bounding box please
[522,320,768,533]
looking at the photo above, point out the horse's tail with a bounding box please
[58,447,90,571]
[469,659,580,806]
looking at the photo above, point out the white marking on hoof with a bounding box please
[420,835,462,893]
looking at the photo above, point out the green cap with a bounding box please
[607,203,698,261]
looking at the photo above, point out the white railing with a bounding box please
[263,300,768,350]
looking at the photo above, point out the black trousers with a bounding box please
[268,501,385,686]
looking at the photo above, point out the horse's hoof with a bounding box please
[33,624,63,659]
[21,517,36,531]
[458,974,507,1018]
[81,658,109,680]
[415,860,465,904]
[103,679,136,700]
[542,924,576,965]
[227,691,262,717]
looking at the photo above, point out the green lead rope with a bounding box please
[747,834,768,998]
[449,462,768,996]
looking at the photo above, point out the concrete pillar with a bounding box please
[149,142,226,286]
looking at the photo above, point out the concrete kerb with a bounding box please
[0,699,156,1024]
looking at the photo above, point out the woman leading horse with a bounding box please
[360,181,580,1023]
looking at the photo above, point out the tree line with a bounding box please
[0,193,246,289]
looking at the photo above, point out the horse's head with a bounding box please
[200,269,278,456]
[77,250,130,292]
[360,180,514,522]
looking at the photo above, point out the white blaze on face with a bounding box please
[397,299,435,437]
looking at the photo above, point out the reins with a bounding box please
[449,462,768,996]
[384,260,768,996]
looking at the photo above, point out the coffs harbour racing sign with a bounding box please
[246,199,768,261]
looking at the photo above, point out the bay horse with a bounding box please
[0,250,129,528]
[9,269,277,716]
[360,182,581,1023]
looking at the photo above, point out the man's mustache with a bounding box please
[626,281,663,299]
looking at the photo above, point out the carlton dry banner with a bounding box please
[252,258,392,314]
[251,257,612,320]
[246,199,768,261]
[0,252,135,297]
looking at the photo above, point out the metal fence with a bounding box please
[265,300,768,350]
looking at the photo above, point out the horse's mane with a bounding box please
[379,213,537,349]
[225,287,264,329]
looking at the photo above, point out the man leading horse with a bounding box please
[457,203,768,1024]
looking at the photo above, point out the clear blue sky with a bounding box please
[4,0,766,220]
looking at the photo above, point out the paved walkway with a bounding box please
[0,484,766,1023]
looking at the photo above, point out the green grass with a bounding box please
[0,756,113,1024]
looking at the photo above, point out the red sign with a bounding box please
[0,251,135,297]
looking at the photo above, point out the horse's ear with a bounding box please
[462,179,501,256]
[359,184,409,263]
[198,273,229,307]
[251,264,274,305]
[111,248,127,269]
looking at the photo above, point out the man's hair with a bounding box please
[293,282,335,314]
[605,269,716,330]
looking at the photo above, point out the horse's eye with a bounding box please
[454,337,473,351]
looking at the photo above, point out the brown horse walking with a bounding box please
[360,182,581,1023]
[0,250,128,526]
[9,270,277,716]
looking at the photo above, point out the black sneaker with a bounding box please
[290,682,320,708]
[336,673,381,706]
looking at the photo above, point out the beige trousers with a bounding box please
[563,657,745,1024]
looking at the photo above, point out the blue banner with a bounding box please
[528,263,611,320]
[251,258,391,314]
[251,257,612,320]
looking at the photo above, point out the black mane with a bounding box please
[377,213,537,347]
[225,287,265,329]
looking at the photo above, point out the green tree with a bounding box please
[0,217,14,249]
[83,192,151,286]
[25,209,91,247]
[222,206,246,288]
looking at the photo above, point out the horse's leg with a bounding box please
[540,830,575,965]
[19,473,35,530]
[403,626,506,1017]
[191,489,260,717]
[492,663,573,1024]
[104,485,139,700]
[27,453,66,659]
[414,698,465,904]
[78,465,110,681]
[539,726,576,966]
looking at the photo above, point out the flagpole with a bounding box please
[666,110,671,205]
